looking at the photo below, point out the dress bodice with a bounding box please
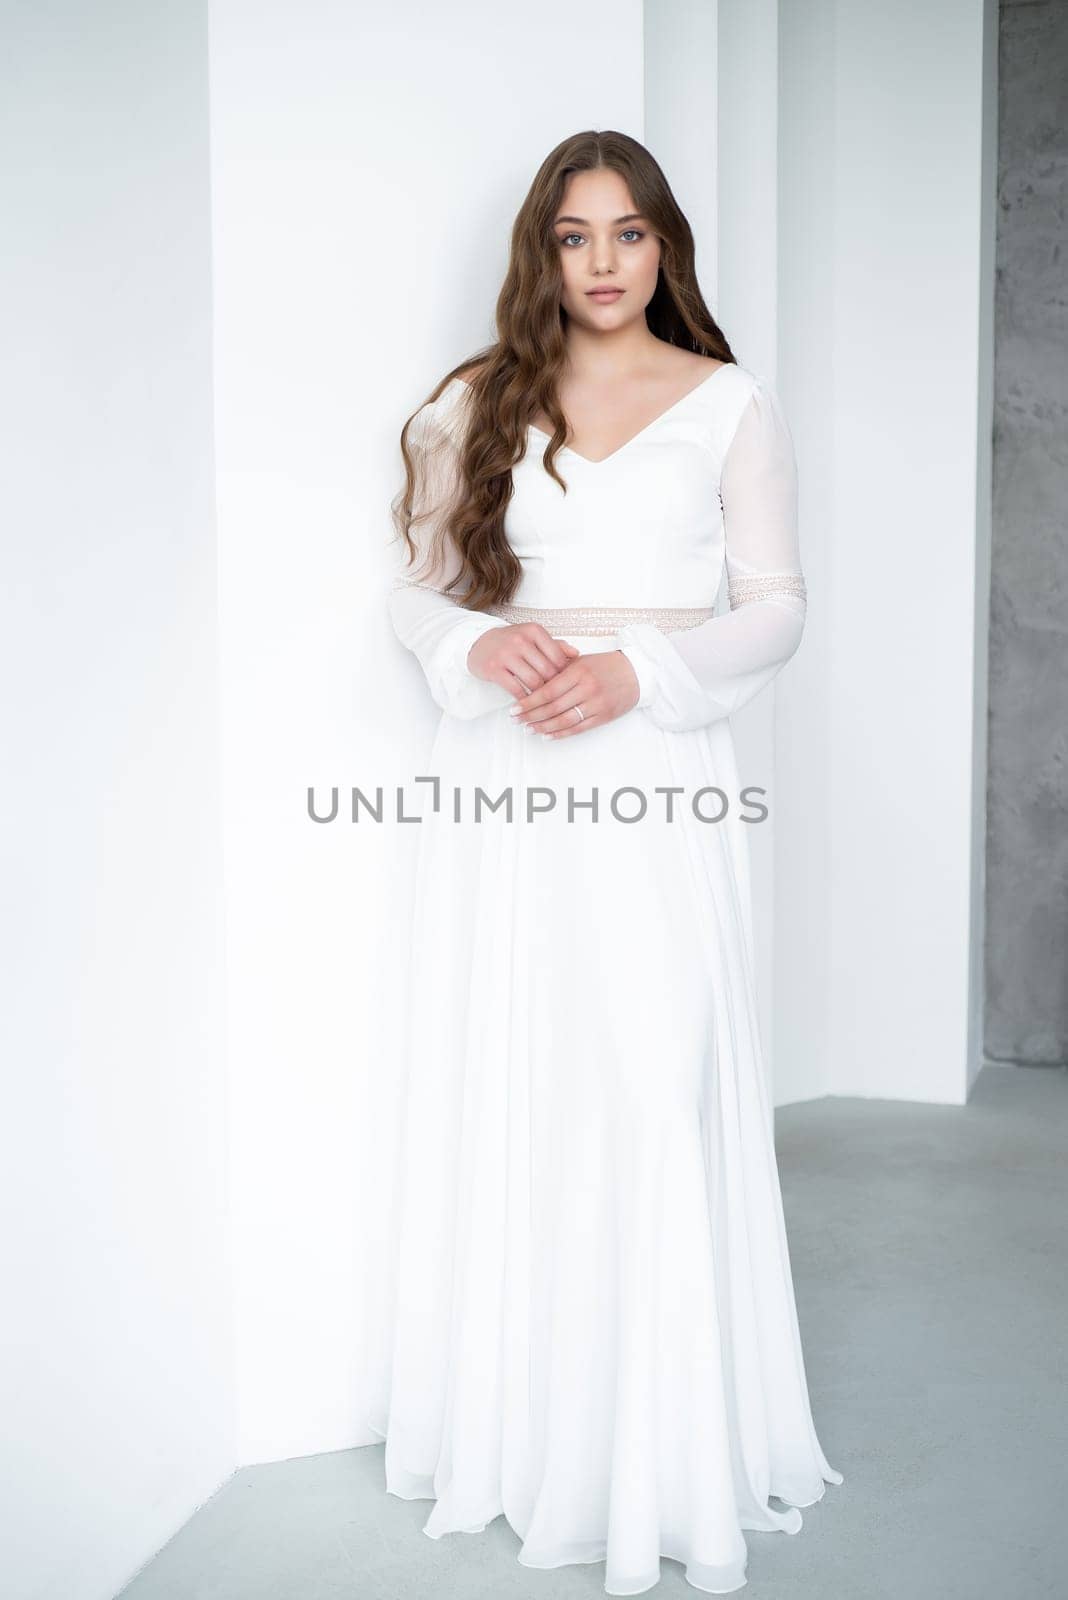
[470,363,761,609]
[388,361,808,733]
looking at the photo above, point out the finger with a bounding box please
[513,675,584,720]
[526,627,583,672]
[498,652,558,699]
[488,663,538,697]
[503,626,573,680]
[497,635,577,697]
[515,641,572,686]
[523,690,598,729]
[541,710,603,739]
[485,629,580,699]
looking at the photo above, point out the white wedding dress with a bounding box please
[363,362,842,1596]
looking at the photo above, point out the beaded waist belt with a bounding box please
[483,601,717,637]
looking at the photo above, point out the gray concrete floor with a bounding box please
[118,1063,1067,1599]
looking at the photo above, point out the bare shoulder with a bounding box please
[638,347,732,397]
[455,360,488,386]
[675,351,732,382]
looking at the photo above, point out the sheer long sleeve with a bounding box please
[387,384,515,720]
[615,378,807,732]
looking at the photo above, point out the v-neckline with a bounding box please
[525,362,733,467]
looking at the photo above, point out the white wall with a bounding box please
[208,0,647,1466]
[647,0,836,1109]
[652,0,996,1108]
[772,0,838,1107]
[647,0,801,1110]
[2,4,997,1593]
[0,5,233,1599]
[806,0,994,1104]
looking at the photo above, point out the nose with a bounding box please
[591,236,618,276]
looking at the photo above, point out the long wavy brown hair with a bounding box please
[391,128,736,612]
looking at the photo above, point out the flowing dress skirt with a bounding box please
[362,646,842,1596]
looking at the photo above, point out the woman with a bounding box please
[366,128,842,1596]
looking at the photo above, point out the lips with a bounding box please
[587,288,624,300]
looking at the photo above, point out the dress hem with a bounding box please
[380,1460,844,1597]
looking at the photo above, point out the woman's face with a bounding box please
[551,167,661,332]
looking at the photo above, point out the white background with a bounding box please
[1,1,995,1595]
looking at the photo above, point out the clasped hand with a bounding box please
[467,622,641,738]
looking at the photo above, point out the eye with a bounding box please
[557,228,646,248]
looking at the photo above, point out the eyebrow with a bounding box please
[553,213,646,226]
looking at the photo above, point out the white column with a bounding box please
[647,0,997,1106]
